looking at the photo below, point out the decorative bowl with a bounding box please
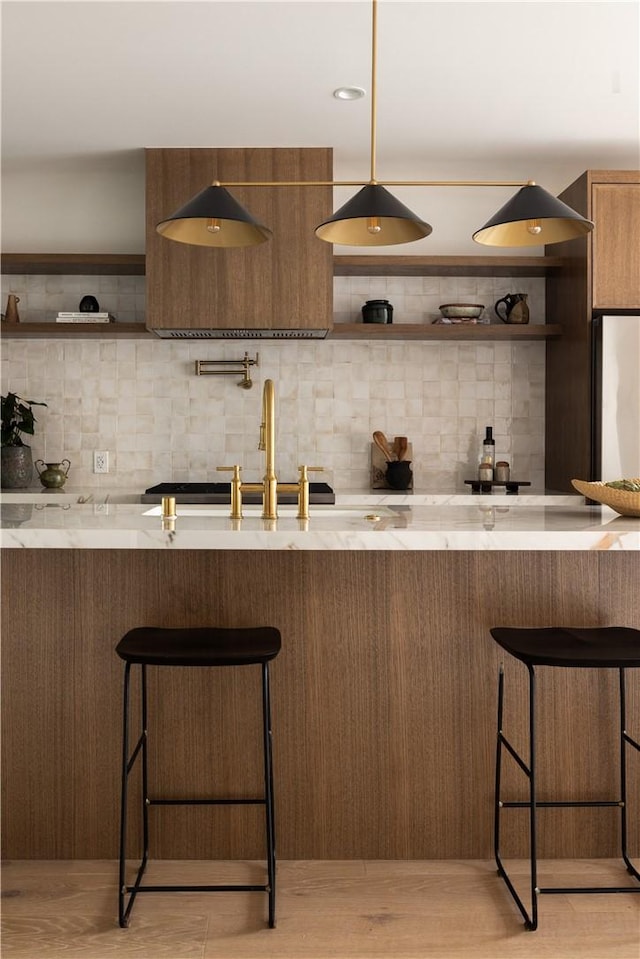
[571,478,640,517]
[439,303,484,320]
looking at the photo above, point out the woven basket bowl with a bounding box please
[571,479,640,517]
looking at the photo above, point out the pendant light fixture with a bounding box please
[472,181,594,246]
[157,0,593,250]
[156,181,271,247]
[313,0,431,246]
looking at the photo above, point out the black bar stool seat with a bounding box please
[490,625,640,931]
[117,625,281,667]
[491,625,640,668]
[116,625,281,929]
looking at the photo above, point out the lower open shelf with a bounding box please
[1,322,562,341]
[0,322,151,338]
[328,323,561,340]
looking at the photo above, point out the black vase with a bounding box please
[385,459,412,490]
[79,295,100,312]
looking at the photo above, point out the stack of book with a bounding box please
[56,312,115,324]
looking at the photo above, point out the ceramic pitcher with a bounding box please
[494,293,529,324]
[3,294,20,323]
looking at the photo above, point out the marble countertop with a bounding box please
[1,487,638,550]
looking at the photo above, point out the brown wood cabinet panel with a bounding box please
[545,170,640,491]
[2,548,637,862]
[592,182,640,309]
[145,148,333,333]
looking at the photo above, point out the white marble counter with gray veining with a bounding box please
[1,487,638,550]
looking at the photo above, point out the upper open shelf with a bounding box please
[2,252,563,277]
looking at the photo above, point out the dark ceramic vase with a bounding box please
[1,446,34,488]
[385,459,412,490]
[79,295,100,312]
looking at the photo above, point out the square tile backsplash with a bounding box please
[1,274,546,491]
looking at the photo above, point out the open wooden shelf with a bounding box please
[2,252,563,278]
[1,253,145,275]
[333,255,564,277]
[328,323,562,341]
[1,322,560,341]
[0,322,151,338]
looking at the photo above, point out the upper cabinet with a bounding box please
[591,177,640,309]
[144,147,334,337]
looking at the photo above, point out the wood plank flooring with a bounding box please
[2,860,638,959]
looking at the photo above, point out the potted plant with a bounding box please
[1,392,47,488]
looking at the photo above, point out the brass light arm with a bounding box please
[210,179,529,189]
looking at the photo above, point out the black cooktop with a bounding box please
[141,482,335,505]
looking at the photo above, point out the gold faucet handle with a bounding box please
[296,465,324,520]
[297,465,324,477]
[216,465,243,518]
[217,465,242,478]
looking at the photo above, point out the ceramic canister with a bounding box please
[362,299,393,324]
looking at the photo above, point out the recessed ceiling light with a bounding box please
[333,86,366,101]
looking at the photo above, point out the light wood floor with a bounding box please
[1,859,638,959]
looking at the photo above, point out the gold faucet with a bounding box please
[218,378,322,520]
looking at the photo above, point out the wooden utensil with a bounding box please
[372,431,393,462]
[394,436,408,461]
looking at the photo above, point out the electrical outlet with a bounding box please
[93,450,109,474]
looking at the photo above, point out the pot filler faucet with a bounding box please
[217,378,323,520]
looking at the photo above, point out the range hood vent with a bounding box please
[151,328,329,340]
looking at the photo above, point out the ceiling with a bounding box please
[2,0,639,184]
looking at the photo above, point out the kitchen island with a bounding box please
[2,492,638,863]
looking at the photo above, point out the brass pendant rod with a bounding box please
[370,0,378,184]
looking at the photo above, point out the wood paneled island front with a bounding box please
[2,496,638,863]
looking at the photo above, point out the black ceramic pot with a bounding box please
[385,459,412,490]
[362,299,393,324]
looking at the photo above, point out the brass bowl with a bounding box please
[571,479,640,517]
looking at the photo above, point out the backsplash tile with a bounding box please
[1,273,546,491]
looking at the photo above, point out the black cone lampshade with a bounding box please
[156,183,272,248]
[473,183,594,247]
[315,184,432,246]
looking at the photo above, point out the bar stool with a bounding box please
[116,625,281,929]
[490,625,640,930]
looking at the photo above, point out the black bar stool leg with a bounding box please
[620,668,640,881]
[262,662,276,928]
[527,664,539,932]
[119,662,149,928]
[493,661,538,930]
[118,662,132,928]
